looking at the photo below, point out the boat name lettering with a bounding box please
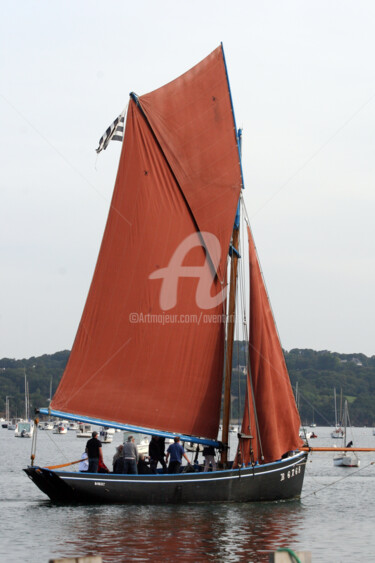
[94,481,105,486]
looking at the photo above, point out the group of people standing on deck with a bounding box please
[80,431,217,474]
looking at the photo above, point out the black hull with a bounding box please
[24,452,307,504]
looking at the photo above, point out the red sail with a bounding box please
[139,47,241,280]
[51,46,242,439]
[238,227,303,464]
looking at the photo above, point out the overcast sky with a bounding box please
[1,1,374,359]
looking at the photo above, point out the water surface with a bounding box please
[1,426,374,562]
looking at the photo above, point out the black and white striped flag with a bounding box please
[96,109,126,153]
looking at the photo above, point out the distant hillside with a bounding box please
[0,351,69,419]
[229,345,375,426]
[1,346,374,426]
[285,348,375,427]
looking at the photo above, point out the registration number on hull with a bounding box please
[280,464,302,481]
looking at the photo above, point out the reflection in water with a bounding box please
[50,501,304,562]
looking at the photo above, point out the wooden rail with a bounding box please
[300,447,375,452]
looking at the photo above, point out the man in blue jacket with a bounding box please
[166,436,191,474]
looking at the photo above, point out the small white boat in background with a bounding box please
[333,449,360,467]
[299,428,313,439]
[184,441,203,453]
[2,399,11,428]
[39,421,54,430]
[8,419,17,431]
[123,432,150,455]
[15,421,34,438]
[138,436,150,455]
[67,421,79,431]
[331,426,344,439]
[99,427,113,443]
[53,422,68,434]
[76,423,92,438]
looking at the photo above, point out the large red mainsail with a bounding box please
[237,226,303,464]
[51,46,242,440]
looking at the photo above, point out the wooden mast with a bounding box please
[221,126,243,467]
[221,225,240,466]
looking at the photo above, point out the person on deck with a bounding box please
[158,436,167,470]
[149,435,167,474]
[79,451,88,472]
[112,444,125,473]
[203,445,217,472]
[166,436,191,474]
[85,431,103,473]
[123,435,139,474]
[98,458,110,473]
[137,454,152,474]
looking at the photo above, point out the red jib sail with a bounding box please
[237,227,303,464]
[51,46,242,439]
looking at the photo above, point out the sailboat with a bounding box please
[331,388,344,439]
[15,371,34,438]
[2,396,11,428]
[24,45,307,504]
[333,400,360,467]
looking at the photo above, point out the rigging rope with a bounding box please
[240,195,264,461]
[302,459,375,499]
[44,424,72,463]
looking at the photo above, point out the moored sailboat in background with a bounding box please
[24,44,307,504]
[2,396,11,428]
[331,388,344,439]
[53,421,67,434]
[76,423,92,438]
[333,400,360,467]
[7,419,17,431]
[99,427,113,444]
[15,371,34,438]
[38,420,54,430]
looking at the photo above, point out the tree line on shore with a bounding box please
[0,346,374,426]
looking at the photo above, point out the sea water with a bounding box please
[1,426,375,562]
